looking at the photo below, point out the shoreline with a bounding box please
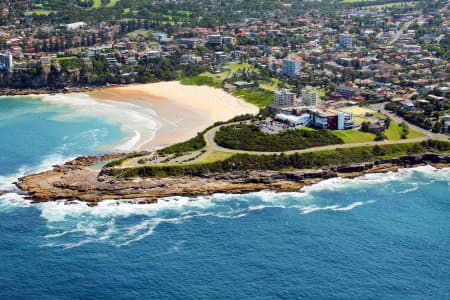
[2,82,259,152]
[89,82,259,150]
[15,153,450,206]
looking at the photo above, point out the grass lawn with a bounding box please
[129,29,151,35]
[384,121,425,140]
[57,56,78,61]
[106,0,119,7]
[317,88,327,98]
[333,130,376,143]
[354,116,370,126]
[198,151,235,164]
[210,62,256,80]
[226,62,253,72]
[232,88,274,108]
[25,10,55,16]
[259,78,290,92]
[180,75,223,88]
[367,1,417,9]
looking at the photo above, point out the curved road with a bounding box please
[204,124,434,156]
[369,102,448,141]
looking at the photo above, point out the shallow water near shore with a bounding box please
[1,97,450,298]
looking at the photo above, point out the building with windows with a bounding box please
[444,115,450,133]
[223,36,236,46]
[0,51,13,72]
[302,87,321,107]
[282,59,301,77]
[275,113,311,126]
[207,34,223,45]
[335,85,356,99]
[339,33,353,49]
[311,109,354,130]
[274,89,296,106]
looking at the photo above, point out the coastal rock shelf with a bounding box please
[16,153,450,206]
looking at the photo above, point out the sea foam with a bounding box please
[2,165,449,249]
[41,93,160,151]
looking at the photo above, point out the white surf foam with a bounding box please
[4,165,448,248]
[41,93,161,151]
[0,152,73,192]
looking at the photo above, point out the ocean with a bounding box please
[0,96,449,299]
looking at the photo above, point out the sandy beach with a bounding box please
[89,81,259,150]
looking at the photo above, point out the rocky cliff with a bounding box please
[16,153,450,206]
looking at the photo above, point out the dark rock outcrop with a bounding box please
[16,153,450,205]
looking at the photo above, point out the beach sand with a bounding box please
[90,81,259,150]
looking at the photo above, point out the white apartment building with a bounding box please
[302,87,321,107]
[274,89,295,106]
[207,34,223,45]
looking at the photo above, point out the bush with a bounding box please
[109,141,450,178]
[158,133,206,155]
[214,124,344,152]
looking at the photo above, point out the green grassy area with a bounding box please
[232,88,273,108]
[367,1,417,9]
[317,88,327,98]
[259,78,290,92]
[158,133,206,155]
[108,140,450,178]
[57,56,78,61]
[180,75,223,88]
[106,0,119,7]
[199,151,235,164]
[92,0,102,8]
[226,62,253,73]
[341,0,376,3]
[384,121,425,140]
[373,113,425,140]
[25,10,55,16]
[128,29,151,35]
[333,130,376,143]
[204,62,256,81]
[215,124,344,151]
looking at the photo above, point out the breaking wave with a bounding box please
[41,93,160,151]
[1,165,448,249]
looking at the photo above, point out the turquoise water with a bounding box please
[0,97,126,178]
[0,97,449,299]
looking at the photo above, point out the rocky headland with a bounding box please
[15,153,450,206]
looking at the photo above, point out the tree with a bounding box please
[360,122,369,132]
[432,122,442,133]
[373,145,387,156]
[375,132,385,141]
[384,116,391,129]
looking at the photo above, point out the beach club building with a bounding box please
[276,113,311,126]
[274,107,355,130]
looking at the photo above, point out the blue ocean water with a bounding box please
[0,97,449,299]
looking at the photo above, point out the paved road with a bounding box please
[389,16,421,45]
[204,123,433,156]
[369,102,448,140]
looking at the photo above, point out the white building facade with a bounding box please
[274,89,295,106]
[302,87,321,107]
